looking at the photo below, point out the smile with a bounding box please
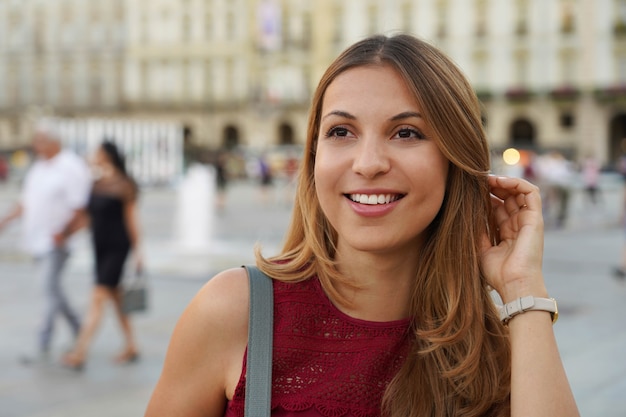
[347,193,404,205]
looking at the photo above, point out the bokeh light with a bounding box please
[502,148,521,166]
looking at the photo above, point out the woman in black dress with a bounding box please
[62,141,142,369]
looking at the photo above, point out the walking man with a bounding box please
[0,126,91,363]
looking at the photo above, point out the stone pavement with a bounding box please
[0,176,625,416]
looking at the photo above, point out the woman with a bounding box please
[145,35,579,416]
[62,141,142,369]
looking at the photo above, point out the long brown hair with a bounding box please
[256,34,510,417]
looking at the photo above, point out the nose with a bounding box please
[352,137,391,179]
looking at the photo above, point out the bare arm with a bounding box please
[53,208,88,247]
[123,198,142,266]
[144,268,249,417]
[0,202,23,232]
[481,175,579,417]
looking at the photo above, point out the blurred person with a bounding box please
[521,150,539,184]
[613,202,626,279]
[581,154,602,207]
[0,153,8,182]
[258,154,274,205]
[282,151,299,205]
[215,151,229,212]
[536,151,574,229]
[61,141,142,370]
[0,128,91,363]
[145,34,578,417]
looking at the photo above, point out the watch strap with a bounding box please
[499,296,558,324]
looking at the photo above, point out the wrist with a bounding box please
[499,276,548,305]
[500,296,559,325]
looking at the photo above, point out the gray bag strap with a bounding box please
[243,265,274,417]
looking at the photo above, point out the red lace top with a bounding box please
[224,276,411,417]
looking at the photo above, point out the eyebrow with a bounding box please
[321,110,356,121]
[321,110,422,122]
[389,111,422,121]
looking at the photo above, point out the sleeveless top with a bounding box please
[88,175,137,250]
[224,276,411,417]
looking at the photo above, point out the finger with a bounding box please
[491,195,512,229]
[488,175,541,211]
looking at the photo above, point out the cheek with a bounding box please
[313,150,341,212]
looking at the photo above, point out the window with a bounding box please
[182,14,191,42]
[226,11,236,40]
[205,12,213,40]
[401,2,412,33]
[616,0,626,35]
[333,4,343,43]
[560,0,575,34]
[436,0,449,39]
[205,60,213,100]
[473,50,489,88]
[302,12,311,48]
[90,62,102,106]
[617,51,626,83]
[475,0,488,37]
[514,50,530,85]
[559,49,577,85]
[514,0,529,36]
[560,112,575,128]
[367,4,378,35]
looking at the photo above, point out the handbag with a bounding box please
[243,265,274,417]
[121,268,148,314]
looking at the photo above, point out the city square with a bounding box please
[0,177,625,416]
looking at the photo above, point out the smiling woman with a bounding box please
[145,34,580,417]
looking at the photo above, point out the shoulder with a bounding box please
[147,267,250,414]
[121,178,139,202]
[190,267,250,329]
[175,268,250,387]
[58,150,87,168]
[58,151,90,181]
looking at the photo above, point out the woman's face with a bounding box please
[91,147,109,167]
[314,65,449,257]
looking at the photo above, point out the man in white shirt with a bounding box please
[0,127,91,362]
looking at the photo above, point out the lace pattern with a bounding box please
[225,277,410,417]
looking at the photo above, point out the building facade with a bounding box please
[2,0,626,167]
[0,0,126,149]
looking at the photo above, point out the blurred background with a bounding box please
[1,0,626,416]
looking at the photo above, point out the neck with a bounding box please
[332,246,418,322]
[42,148,61,160]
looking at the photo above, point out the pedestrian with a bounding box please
[0,127,91,364]
[581,153,601,207]
[536,151,574,229]
[145,34,579,417]
[61,141,142,370]
[215,151,229,212]
[258,154,273,205]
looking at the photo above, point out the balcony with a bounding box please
[593,85,626,104]
[505,87,534,103]
[548,86,580,103]
[474,89,493,102]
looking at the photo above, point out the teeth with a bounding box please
[349,193,401,205]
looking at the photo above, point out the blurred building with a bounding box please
[0,0,126,149]
[2,0,626,167]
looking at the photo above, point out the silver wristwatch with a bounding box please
[499,296,559,324]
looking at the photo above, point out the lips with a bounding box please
[346,193,405,205]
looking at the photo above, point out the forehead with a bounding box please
[321,65,420,115]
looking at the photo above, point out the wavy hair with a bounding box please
[256,34,510,417]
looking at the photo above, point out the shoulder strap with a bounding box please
[243,265,274,417]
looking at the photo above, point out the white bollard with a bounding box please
[174,163,216,252]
